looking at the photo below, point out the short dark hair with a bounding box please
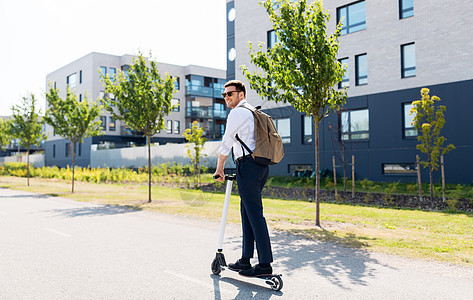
[224,80,246,97]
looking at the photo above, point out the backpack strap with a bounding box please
[235,134,253,155]
[234,103,257,156]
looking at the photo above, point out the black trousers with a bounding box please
[236,156,273,264]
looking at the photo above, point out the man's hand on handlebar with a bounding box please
[213,170,224,182]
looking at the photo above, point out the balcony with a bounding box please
[186,85,214,97]
[186,107,213,118]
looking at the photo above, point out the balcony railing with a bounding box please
[186,107,213,118]
[185,85,214,97]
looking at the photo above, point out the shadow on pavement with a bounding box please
[269,230,395,290]
[211,274,283,300]
[42,204,141,218]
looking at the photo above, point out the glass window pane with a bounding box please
[356,54,368,85]
[304,115,312,143]
[304,116,312,136]
[401,0,414,18]
[404,104,414,128]
[350,109,369,132]
[109,68,116,82]
[402,43,416,77]
[339,58,349,88]
[276,118,290,143]
[341,111,349,133]
[349,1,366,30]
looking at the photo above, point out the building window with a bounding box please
[401,43,416,78]
[100,116,107,131]
[173,120,180,134]
[67,73,77,88]
[214,102,226,118]
[337,1,366,35]
[174,77,180,90]
[403,103,417,137]
[78,143,82,157]
[355,53,368,86]
[399,0,414,19]
[171,99,180,112]
[99,66,107,79]
[228,7,235,22]
[79,70,82,84]
[338,57,350,88]
[167,120,172,134]
[383,163,417,175]
[109,67,116,82]
[275,118,291,144]
[268,30,278,49]
[65,143,71,157]
[109,117,116,131]
[79,94,82,102]
[228,48,236,61]
[303,115,312,144]
[53,144,56,158]
[341,109,369,140]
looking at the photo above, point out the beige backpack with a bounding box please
[235,104,284,165]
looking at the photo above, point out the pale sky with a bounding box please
[0,0,226,116]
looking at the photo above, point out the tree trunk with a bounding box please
[429,164,434,200]
[314,121,321,227]
[72,142,76,193]
[148,136,152,203]
[27,145,30,186]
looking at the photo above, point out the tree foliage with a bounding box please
[101,51,175,202]
[241,0,347,226]
[44,86,102,192]
[183,121,207,187]
[410,88,455,199]
[10,94,46,186]
[0,118,12,150]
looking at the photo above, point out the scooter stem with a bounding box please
[217,179,233,250]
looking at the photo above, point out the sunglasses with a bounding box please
[221,90,241,98]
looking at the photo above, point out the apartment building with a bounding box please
[227,0,473,183]
[45,52,226,168]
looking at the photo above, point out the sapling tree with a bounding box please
[44,87,102,193]
[410,88,455,200]
[101,52,175,203]
[10,94,46,186]
[183,121,207,188]
[241,0,347,226]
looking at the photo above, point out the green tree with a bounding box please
[0,118,12,151]
[241,0,347,226]
[10,94,47,186]
[183,121,207,188]
[44,87,102,193]
[410,88,455,200]
[101,52,175,203]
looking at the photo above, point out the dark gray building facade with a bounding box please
[228,0,473,183]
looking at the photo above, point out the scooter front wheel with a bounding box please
[211,258,221,275]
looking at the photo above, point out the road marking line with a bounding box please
[44,227,71,238]
[164,270,233,296]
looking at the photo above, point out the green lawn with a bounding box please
[2,175,472,267]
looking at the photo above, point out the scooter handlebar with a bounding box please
[213,174,236,181]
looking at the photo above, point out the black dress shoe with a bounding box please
[228,259,251,271]
[239,264,272,277]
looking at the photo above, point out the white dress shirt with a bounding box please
[218,99,255,159]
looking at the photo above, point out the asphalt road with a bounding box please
[1,188,472,299]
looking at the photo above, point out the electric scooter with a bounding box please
[210,174,283,292]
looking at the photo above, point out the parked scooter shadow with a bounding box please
[211,274,283,300]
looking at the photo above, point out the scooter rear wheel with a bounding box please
[269,275,283,291]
